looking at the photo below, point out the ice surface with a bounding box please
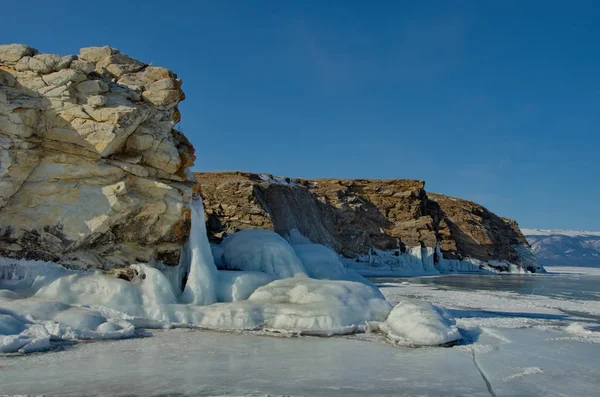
[380,300,462,346]
[464,327,600,397]
[3,267,600,395]
[219,229,306,278]
[378,276,600,318]
[2,323,599,396]
[547,266,600,276]
[0,329,492,397]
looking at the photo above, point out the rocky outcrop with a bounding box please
[0,44,196,269]
[427,194,530,265]
[196,172,539,271]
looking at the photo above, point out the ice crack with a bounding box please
[470,349,497,397]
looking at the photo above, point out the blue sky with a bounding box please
[3,1,599,230]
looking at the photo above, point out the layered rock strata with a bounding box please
[0,44,196,269]
[196,172,540,271]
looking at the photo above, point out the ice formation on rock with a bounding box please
[219,229,306,278]
[0,197,463,353]
[180,197,218,305]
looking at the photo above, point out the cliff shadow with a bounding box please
[254,181,403,258]
[426,198,528,268]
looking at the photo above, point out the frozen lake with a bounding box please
[374,266,600,302]
[2,267,600,396]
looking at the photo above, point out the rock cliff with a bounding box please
[0,44,196,269]
[0,43,539,274]
[196,172,541,272]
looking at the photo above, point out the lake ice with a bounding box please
[1,268,599,396]
[1,198,599,396]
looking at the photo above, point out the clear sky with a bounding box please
[3,1,599,230]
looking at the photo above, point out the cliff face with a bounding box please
[0,44,196,269]
[427,194,530,264]
[0,43,536,273]
[197,171,539,271]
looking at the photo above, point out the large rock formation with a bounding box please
[426,193,532,265]
[196,172,540,271]
[0,44,196,269]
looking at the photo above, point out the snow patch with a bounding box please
[503,367,544,381]
[259,174,300,187]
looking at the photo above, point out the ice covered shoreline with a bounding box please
[2,269,600,397]
[1,198,463,354]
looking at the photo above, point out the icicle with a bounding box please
[180,196,218,305]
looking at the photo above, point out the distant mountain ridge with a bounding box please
[522,229,600,267]
[521,229,600,237]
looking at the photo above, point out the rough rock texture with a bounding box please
[196,172,532,266]
[0,44,196,269]
[427,193,530,264]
